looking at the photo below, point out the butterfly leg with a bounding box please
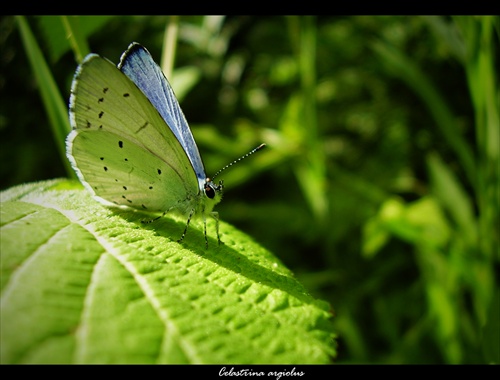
[140,205,175,224]
[141,213,164,224]
[178,208,195,244]
[211,211,221,246]
[203,216,208,249]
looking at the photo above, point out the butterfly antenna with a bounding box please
[212,143,266,180]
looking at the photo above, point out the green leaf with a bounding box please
[15,16,74,178]
[362,196,451,257]
[371,37,476,188]
[426,152,476,244]
[0,179,336,364]
[36,16,112,63]
[482,287,500,364]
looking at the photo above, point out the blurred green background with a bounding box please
[1,15,498,364]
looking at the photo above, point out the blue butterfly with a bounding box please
[67,42,264,247]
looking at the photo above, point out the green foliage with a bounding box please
[15,17,73,177]
[1,179,335,363]
[1,15,498,363]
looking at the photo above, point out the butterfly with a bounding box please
[66,42,265,247]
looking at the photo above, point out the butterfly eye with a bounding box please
[204,183,216,199]
[204,179,223,199]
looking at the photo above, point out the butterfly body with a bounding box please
[67,43,223,246]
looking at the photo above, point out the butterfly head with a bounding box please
[204,178,224,204]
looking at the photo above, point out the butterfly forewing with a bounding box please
[118,43,206,183]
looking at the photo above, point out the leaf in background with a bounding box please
[422,16,466,64]
[362,216,390,258]
[453,16,499,263]
[371,37,476,188]
[36,16,113,63]
[426,152,476,244]
[362,196,451,257]
[15,16,73,177]
[171,66,202,102]
[481,287,500,364]
[0,179,336,364]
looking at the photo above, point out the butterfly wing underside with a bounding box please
[118,43,206,185]
[67,54,200,212]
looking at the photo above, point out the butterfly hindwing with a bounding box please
[68,129,191,212]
